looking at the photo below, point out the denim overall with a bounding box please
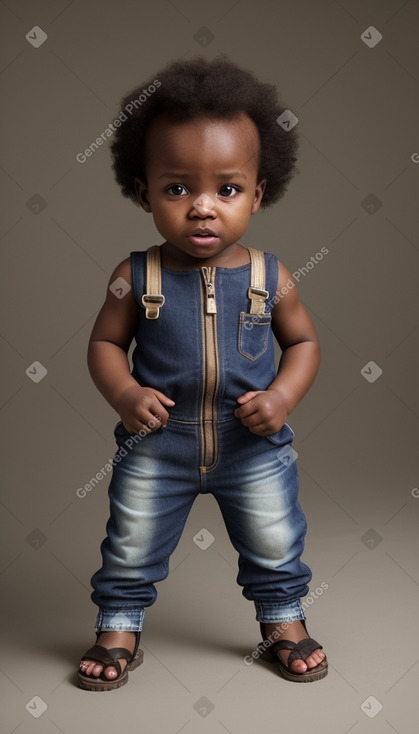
[90,247,312,632]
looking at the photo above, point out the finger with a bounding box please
[129,406,168,433]
[152,389,175,406]
[150,403,170,427]
[238,412,263,429]
[236,390,260,405]
[123,419,153,435]
[141,401,170,428]
[147,413,166,430]
[234,401,259,419]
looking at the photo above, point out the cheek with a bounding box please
[149,197,170,217]
[230,198,255,220]
[152,204,183,232]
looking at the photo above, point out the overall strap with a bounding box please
[142,245,165,319]
[247,247,269,314]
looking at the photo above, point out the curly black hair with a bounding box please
[110,55,299,209]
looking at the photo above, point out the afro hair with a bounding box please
[110,55,299,209]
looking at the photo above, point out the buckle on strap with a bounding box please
[247,247,269,314]
[247,286,269,314]
[142,293,165,320]
[143,245,165,319]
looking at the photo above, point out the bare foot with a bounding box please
[264,620,326,674]
[79,631,136,680]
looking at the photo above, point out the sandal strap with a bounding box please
[81,644,132,674]
[270,637,323,664]
[270,639,295,652]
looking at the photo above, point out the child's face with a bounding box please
[135,112,266,262]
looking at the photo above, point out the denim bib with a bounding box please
[130,248,279,422]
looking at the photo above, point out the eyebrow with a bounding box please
[158,171,248,180]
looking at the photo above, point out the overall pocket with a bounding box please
[265,422,295,446]
[238,312,272,360]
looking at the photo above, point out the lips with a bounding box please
[187,228,219,247]
[188,228,217,237]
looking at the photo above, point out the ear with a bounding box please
[251,178,266,214]
[134,177,152,212]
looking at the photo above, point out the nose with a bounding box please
[191,193,216,217]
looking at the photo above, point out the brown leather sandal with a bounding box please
[78,629,144,691]
[260,618,328,682]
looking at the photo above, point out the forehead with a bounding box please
[144,113,260,173]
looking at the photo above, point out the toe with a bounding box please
[279,651,308,673]
[92,663,104,677]
[280,647,326,674]
[79,660,120,679]
[80,661,99,676]
[290,658,308,673]
[104,666,118,679]
[306,650,326,668]
[80,659,92,669]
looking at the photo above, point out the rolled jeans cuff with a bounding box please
[94,607,145,632]
[254,599,306,623]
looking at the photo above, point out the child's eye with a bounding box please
[219,185,239,198]
[167,184,188,196]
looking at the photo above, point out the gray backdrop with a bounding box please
[1,1,418,732]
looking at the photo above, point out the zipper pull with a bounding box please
[201,267,217,314]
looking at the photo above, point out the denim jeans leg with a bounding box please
[211,420,312,623]
[89,420,200,630]
[94,607,146,632]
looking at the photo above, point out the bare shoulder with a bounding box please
[272,258,300,306]
[107,256,133,288]
[270,257,318,348]
[89,255,138,349]
[104,255,137,312]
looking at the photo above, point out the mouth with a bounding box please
[187,228,219,246]
[189,228,217,237]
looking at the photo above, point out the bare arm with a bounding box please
[88,257,174,432]
[234,259,320,435]
[268,259,320,413]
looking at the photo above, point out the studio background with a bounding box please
[1,1,418,732]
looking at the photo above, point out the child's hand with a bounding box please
[116,384,175,433]
[234,390,288,436]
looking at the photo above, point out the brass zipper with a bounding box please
[199,266,219,471]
